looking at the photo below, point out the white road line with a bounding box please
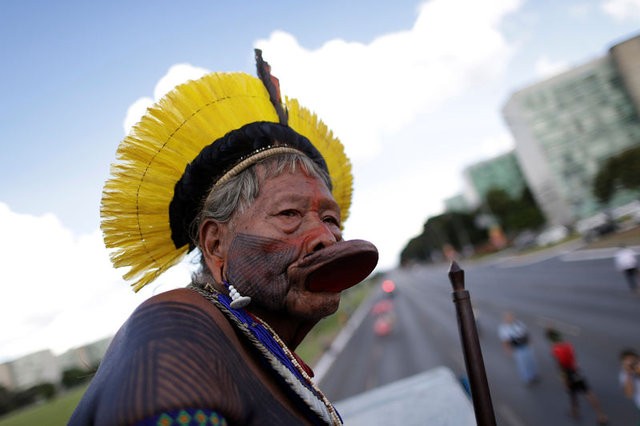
[561,245,640,262]
[493,241,585,268]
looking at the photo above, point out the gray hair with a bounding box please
[191,151,332,283]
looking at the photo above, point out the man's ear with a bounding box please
[199,219,226,278]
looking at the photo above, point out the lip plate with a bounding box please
[290,239,379,293]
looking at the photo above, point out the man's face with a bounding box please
[221,166,343,320]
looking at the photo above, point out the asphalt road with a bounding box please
[317,245,640,425]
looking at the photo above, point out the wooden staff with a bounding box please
[448,260,496,426]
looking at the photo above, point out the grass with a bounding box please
[0,385,87,426]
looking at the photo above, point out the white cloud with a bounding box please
[534,55,570,79]
[153,63,210,100]
[478,131,515,159]
[123,97,153,134]
[123,63,209,134]
[602,0,640,20]
[0,203,190,362]
[255,0,522,162]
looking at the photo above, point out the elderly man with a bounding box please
[70,53,378,426]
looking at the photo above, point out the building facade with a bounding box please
[444,193,471,213]
[502,34,640,225]
[4,350,61,390]
[462,150,527,208]
[0,337,112,391]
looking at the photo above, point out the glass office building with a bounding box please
[502,34,640,225]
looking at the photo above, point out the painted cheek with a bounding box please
[309,189,341,239]
[225,233,299,310]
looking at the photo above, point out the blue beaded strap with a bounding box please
[216,292,310,386]
[135,408,227,426]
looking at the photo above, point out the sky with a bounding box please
[1,0,639,362]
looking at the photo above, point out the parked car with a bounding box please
[536,225,569,247]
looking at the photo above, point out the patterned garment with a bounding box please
[69,288,337,425]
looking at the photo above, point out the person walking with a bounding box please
[545,328,608,425]
[619,348,640,422]
[498,311,540,386]
[614,245,640,293]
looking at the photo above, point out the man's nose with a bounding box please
[304,219,339,254]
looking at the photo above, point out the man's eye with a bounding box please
[323,216,341,227]
[279,209,299,217]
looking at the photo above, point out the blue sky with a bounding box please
[1,0,639,361]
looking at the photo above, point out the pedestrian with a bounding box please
[69,51,379,425]
[614,244,640,293]
[498,311,540,385]
[619,348,640,415]
[544,328,608,425]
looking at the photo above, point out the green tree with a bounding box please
[400,211,485,265]
[485,187,545,235]
[593,156,619,204]
[0,385,14,415]
[30,382,57,401]
[619,146,640,188]
[485,188,512,220]
[593,146,640,204]
[62,367,94,389]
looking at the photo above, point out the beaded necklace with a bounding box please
[188,283,342,425]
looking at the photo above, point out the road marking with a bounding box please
[536,316,581,336]
[561,245,640,262]
[497,403,527,426]
[560,247,618,261]
[493,241,585,268]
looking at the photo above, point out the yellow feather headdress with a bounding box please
[101,53,352,292]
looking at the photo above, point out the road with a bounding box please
[317,245,640,425]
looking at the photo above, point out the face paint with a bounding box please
[225,233,298,310]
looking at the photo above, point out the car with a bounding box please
[371,298,395,336]
[371,299,393,315]
[536,225,569,247]
[381,279,396,297]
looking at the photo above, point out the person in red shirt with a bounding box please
[545,328,608,425]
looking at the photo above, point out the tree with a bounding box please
[593,146,640,204]
[0,385,13,416]
[619,146,640,188]
[62,367,94,389]
[593,156,619,204]
[484,187,545,235]
[400,211,485,266]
